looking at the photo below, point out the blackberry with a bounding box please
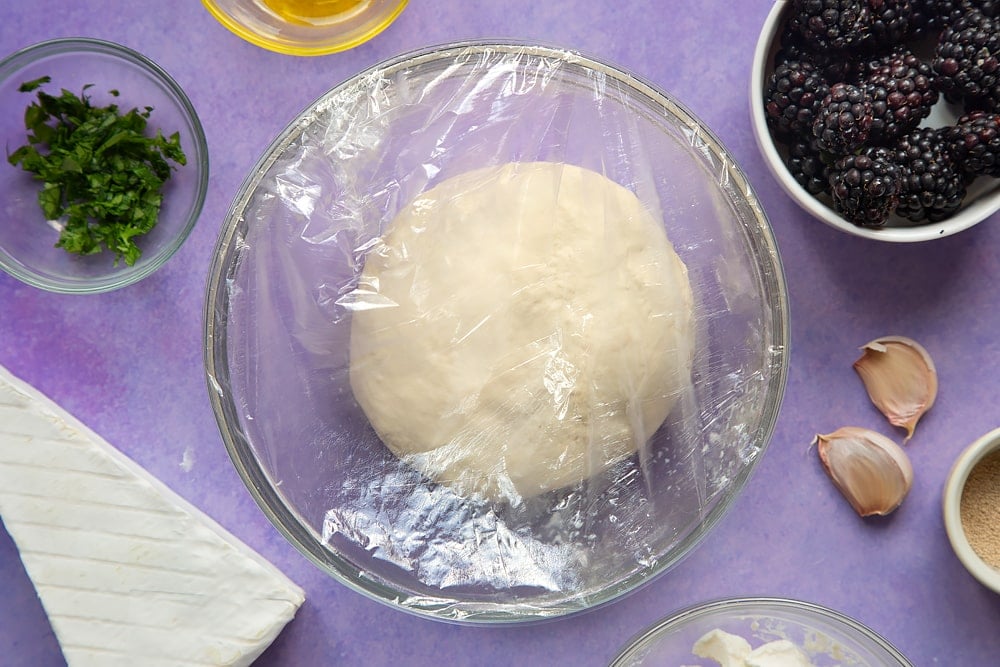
[908,0,959,36]
[860,49,938,144]
[774,24,861,83]
[907,0,999,35]
[786,137,832,195]
[932,8,1000,107]
[908,0,1000,39]
[765,60,832,139]
[895,127,968,221]
[945,110,1000,175]
[961,0,1000,17]
[870,0,915,44]
[812,83,875,153]
[789,0,874,52]
[828,146,903,226]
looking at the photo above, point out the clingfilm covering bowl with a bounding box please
[204,41,789,623]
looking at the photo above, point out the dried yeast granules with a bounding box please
[961,448,1000,570]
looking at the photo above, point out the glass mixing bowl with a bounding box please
[611,597,913,666]
[205,41,789,623]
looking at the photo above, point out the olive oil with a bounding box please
[261,0,369,25]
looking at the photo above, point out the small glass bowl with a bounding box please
[201,0,408,56]
[611,597,913,666]
[750,0,1000,242]
[943,427,1000,595]
[0,38,208,294]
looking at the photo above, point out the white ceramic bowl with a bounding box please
[943,427,1000,594]
[750,0,1000,242]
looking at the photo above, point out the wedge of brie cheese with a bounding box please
[0,365,305,666]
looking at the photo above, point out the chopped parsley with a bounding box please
[7,76,187,266]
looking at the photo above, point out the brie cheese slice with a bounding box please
[0,365,305,667]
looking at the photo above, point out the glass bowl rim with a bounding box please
[203,39,791,624]
[0,36,209,294]
[609,596,913,666]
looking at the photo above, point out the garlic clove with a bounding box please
[853,335,937,442]
[815,426,913,517]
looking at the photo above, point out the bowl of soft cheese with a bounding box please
[610,597,913,666]
[204,41,790,623]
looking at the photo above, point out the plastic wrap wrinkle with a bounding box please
[314,71,393,158]
[321,470,586,593]
[214,43,787,612]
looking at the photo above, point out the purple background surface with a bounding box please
[2,1,999,665]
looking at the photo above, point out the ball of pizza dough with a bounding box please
[349,161,694,503]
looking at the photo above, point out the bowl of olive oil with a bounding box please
[201,0,407,56]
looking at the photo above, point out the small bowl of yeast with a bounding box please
[204,41,790,623]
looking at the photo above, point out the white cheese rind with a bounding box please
[0,365,305,667]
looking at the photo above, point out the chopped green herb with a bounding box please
[7,75,187,266]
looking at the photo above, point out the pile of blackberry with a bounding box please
[765,0,1000,227]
